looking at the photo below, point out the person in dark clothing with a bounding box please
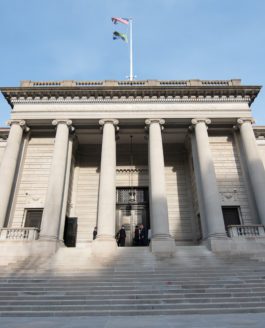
[116,225,126,247]
[133,225,140,246]
[139,224,148,246]
[93,226,97,240]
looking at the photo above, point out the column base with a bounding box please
[92,236,117,257]
[36,239,61,255]
[203,236,230,253]
[150,236,176,257]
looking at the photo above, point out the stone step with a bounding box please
[2,307,265,317]
[1,288,265,297]
[1,247,265,316]
[1,283,265,291]
[1,301,265,314]
[2,291,265,301]
[1,295,265,306]
[1,276,265,283]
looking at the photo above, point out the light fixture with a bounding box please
[129,135,136,203]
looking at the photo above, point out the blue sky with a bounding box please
[0,0,264,125]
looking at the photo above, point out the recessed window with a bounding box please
[222,206,241,231]
[24,209,43,230]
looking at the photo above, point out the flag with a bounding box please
[111,17,129,25]
[113,31,128,42]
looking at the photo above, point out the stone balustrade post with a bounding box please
[0,120,28,228]
[92,119,118,255]
[191,119,226,239]
[145,119,175,255]
[39,120,73,241]
[237,118,265,225]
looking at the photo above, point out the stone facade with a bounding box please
[0,79,265,257]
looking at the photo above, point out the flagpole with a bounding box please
[129,18,133,81]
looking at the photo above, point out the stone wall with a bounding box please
[10,137,53,227]
[73,145,101,243]
[164,144,195,242]
[209,134,253,225]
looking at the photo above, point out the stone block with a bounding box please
[150,237,176,257]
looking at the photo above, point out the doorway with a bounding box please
[222,206,241,232]
[116,188,150,246]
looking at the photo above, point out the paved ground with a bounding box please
[1,314,265,328]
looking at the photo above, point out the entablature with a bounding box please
[0,79,261,108]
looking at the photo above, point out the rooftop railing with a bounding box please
[20,79,241,88]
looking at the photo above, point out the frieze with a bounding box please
[9,95,252,105]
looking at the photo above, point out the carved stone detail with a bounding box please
[6,120,29,132]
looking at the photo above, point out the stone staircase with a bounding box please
[1,246,265,316]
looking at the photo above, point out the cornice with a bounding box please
[0,83,261,108]
[7,95,253,106]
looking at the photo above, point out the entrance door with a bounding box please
[116,188,149,246]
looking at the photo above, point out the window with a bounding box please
[222,206,241,231]
[24,209,43,230]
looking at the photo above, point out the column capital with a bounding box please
[145,118,165,126]
[52,119,72,127]
[52,120,74,132]
[99,119,119,126]
[189,118,211,131]
[237,118,255,126]
[191,118,211,126]
[6,120,29,132]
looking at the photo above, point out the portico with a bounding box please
[0,79,265,257]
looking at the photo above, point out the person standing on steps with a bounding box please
[133,225,140,246]
[139,223,147,246]
[93,226,97,240]
[116,225,126,247]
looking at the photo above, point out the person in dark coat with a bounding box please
[139,224,148,246]
[93,226,97,240]
[134,225,140,246]
[116,225,126,247]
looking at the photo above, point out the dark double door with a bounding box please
[116,188,150,246]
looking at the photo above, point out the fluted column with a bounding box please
[40,120,73,241]
[237,118,265,225]
[93,119,118,253]
[145,119,175,255]
[191,119,226,239]
[0,120,28,228]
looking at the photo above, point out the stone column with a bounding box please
[59,134,74,242]
[92,119,118,255]
[0,120,28,228]
[191,119,226,239]
[237,118,265,225]
[40,120,73,241]
[145,119,175,255]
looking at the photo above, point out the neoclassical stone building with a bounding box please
[0,79,265,257]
